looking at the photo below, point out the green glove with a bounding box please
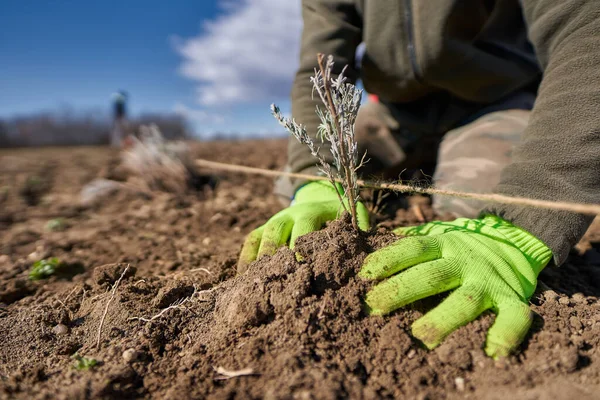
[358,215,552,358]
[238,181,369,273]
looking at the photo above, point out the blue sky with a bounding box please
[0,0,302,137]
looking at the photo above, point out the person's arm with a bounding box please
[485,1,600,266]
[358,3,600,358]
[288,0,362,181]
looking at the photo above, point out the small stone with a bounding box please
[572,293,586,304]
[202,237,211,246]
[407,349,416,359]
[558,297,570,305]
[569,316,583,330]
[52,324,69,335]
[122,348,138,363]
[455,377,465,392]
[543,290,558,303]
[210,213,223,222]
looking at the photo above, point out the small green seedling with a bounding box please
[29,258,61,281]
[72,354,98,371]
[26,175,43,187]
[45,218,67,232]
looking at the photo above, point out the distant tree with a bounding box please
[134,113,189,140]
[0,108,190,148]
[0,120,8,147]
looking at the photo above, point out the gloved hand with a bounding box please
[238,181,369,273]
[358,215,552,358]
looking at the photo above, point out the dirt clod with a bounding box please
[93,263,136,288]
[122,349,138,363]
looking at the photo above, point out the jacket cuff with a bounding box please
[481,215,553,273]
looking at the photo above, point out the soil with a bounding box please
[1,139,600,399]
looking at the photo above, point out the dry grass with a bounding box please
[122,124,194,193]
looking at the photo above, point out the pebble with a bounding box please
[454,377,465,392]
[572,293,587,304]
[407,349,416,359]
[122,348,139,363]
[52,324,69,335]
[558,297,570,305]
[543,290,558,303]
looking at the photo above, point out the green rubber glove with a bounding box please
[238,181,369,273]
[358,215,552,358]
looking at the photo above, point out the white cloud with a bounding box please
[174,0,302,106]
[173,103,225,124]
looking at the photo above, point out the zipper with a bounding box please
[403,0,423,83]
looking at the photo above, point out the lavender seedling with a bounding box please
[271,53,366,230]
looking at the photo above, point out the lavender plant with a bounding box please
[271,54,366,230]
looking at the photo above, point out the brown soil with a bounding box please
[1,140,599,399]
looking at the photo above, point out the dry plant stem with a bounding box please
[412,204,426,222]
[213,366,257,380]
[316,53,360,230]
[189,267,213,274]
[96,265,130,348]
[194,158,600,216]
[270,104,347,214]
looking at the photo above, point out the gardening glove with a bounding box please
[358,215,553,358]
[237,180,369,273]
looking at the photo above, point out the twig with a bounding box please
[128,286,200,323]
[64,285,80,303]
[412,204,425,223]
[189,267,213,275]
[213,366,257,380]
[96,265,130,348]
[194,159,600,216]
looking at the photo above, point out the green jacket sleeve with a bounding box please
[288,0,362,181]
[485,1,600,266]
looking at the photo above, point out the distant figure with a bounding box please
[111,91,129,147]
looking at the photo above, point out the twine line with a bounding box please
[195,159,600,216]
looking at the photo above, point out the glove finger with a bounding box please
[485,301,532,359]
[237,225,265,274]
[393,225,424,237]
[412,285,490,349]
[358,235,441,280]
[357,201,370,231]
[365,258,461,315]
[257,215,294,258]
[290,216,323,248]
[393,220,469,237]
